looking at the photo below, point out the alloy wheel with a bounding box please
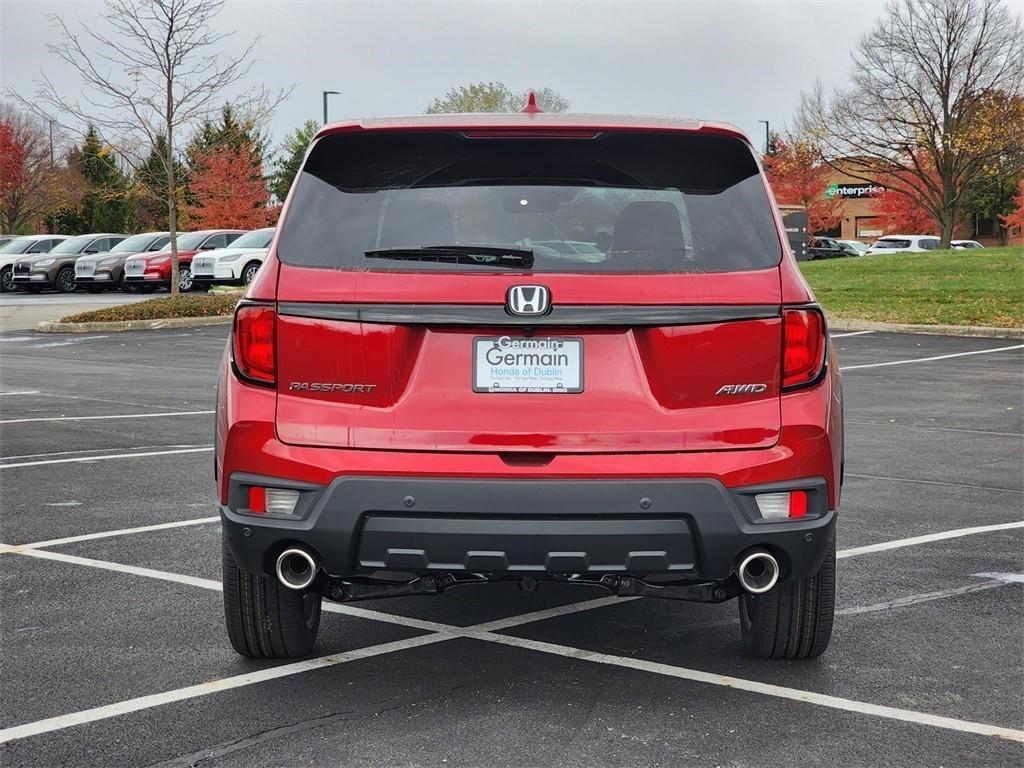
[57,268,76,293]
[178,267,192,292]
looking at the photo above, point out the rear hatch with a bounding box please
[272,129,784,453]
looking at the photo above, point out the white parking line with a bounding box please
[837,520,1024,559]
[836,579,1016,616]
[0,390,40,396]
[5,547,223,590]
[1,444,209,462]
[0,634,450,745]
[844,472,1024,494]
[841,344,1024,371]
[0,446,213,469]
[3,519,1024,745]
[472,633,1024,743]
[830,330,875,338]
[5,517,220,551]
[1,549,1020,745]
[845,421,1022,438]
[973,571,1024,584]
[0,410,214,425]
[27,336,110,348]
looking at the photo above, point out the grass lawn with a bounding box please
[56,248,1023,328]
[800,246,1024,327]
[60,294,241,323]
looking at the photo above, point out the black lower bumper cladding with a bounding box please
[221,474,836,590]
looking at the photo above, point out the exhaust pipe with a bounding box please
[276,547,319,591]
[737,549,780,594]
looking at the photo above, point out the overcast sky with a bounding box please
[3,0,1023,154]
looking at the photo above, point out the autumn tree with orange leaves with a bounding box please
[875,189,939,234]
[185,143,273,229]
[1001,179,1024,232]
[763,136,842,235]
[799,0,1024,248]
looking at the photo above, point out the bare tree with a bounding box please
[426,82,569,114]
[799,0,1024,247]
[15,0,289,295]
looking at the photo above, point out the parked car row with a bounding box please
[0,227,275,293]
[806,234,986,259]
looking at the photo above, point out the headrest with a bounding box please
[610,201,684,253]
[379,199,454,247]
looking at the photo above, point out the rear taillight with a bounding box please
[782,308,826,389]
[233,303,275,385]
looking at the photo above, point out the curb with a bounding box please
[828,318,1023,339]
[36,315,233,333]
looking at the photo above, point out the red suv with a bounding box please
[217,111,843,661]
[123,229,244,292]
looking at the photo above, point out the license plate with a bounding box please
[473,336,583,393]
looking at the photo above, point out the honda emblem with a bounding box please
[506,285,551,316]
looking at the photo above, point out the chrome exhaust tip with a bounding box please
[737,549,780,594]
[275,547,319,591]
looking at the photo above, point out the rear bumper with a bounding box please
[221,473,835,584]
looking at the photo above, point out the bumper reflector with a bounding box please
[248,486,266,514]
[755,490,809,520]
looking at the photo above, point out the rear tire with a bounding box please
[738,537,835,660]
[222,535,322,659]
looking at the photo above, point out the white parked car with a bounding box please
[0,235,69,292]
[951,240,985,249]
[190,227,275,287]
[864,235,941,254]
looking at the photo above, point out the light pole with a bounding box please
[757,120,770,155]
[322,91,339,125]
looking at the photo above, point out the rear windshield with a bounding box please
[278,131,781,273]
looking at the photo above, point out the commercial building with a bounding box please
[799,163,1021,247]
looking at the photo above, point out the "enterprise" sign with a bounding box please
[825,183,886,199]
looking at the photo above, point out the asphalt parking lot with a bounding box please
[0,292,153,332]
[0,325,1021,767]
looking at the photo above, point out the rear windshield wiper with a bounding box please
[364,245,534,269]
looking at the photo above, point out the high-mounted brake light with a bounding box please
[233,304,276,385]
[782,308,826,389]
